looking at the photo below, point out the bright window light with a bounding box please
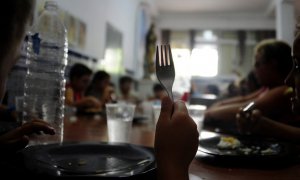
[171,47,219,95]
[203,30,217,41]
[190,46,218,77]
[172,48,191,94]
[172,48,191,76]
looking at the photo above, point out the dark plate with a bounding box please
[198,132,297,164]
[133,116,148,123]
[21,142,156,178]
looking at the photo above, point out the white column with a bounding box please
[276,0,295,46]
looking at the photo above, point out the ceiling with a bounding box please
[155,0,299,15]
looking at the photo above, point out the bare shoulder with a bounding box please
[254,85,292,111]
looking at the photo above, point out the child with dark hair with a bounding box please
[86,70,110,100]
[148,83,166,101]
[65,63,101,109]
[118,76,140,104]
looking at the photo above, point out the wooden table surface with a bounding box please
[64,115,300,180]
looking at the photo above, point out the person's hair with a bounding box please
[119,76,133,85]
[86,70,110,94]
[86,70,110,93]
[91,70,110,84]
[254,39,292,78]
[69,63,92,81]
[0,0,34,63]
[153,83,164,92]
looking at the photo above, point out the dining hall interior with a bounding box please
[21,0,300,102]
[2,0,300,179]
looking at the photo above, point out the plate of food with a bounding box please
[21,142,156,178]
[198,132,296,163]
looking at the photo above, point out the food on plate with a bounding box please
[216,136,281,155]
[217,136,241,149]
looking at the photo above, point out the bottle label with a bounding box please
[32,33,41,54]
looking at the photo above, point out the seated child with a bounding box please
[65,63,101,110]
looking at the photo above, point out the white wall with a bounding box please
[276,0,295,46]
[156,12,275,30]
[37,0,155,78]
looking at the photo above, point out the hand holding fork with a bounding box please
[155,44,175,101]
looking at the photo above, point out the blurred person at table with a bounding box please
[205,39,293,131]
[155,96,199,180]
[148,83,166,101]
[220,70,261,100]
[204,84,220,96]
[117,75,144,115]
[242,70,261,95]
[102,82,117,104]
[223,81,240,98]
[236,23,300,142]
[85,70,112,107]
[65,63,101,110]
[0,0,55,152]
[117,75,140,104]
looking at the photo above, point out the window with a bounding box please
[190,46,218,77]
[168,29,275,96]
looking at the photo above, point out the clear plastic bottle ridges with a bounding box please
[23,1,68,145]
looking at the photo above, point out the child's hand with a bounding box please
[155,96,199,179]
[84,96,102,108]
[236,108,261,135]
[0,119,55,152]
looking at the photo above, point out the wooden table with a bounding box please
[64,115,300,180]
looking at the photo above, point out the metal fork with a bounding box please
[155,44,175,101]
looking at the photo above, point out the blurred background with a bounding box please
[7,0,300,106]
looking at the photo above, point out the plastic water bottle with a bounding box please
[23,1,68,145]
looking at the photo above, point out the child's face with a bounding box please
[155,90,167,100]
[73,74,91,92]
[96,78,110,90]
[121,82,132,94]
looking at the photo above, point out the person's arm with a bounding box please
[155,97,199,180]
[205,86,292,122]
[252,86,292,118]
[0,119,55,152]
[65,87,102,109]
[237,109,300,143]
[73,97,102,109]
[205,102,247,122]
[210,87,266,108]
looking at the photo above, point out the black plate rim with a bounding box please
[21,141,156,177]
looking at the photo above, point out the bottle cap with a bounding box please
[45,1,58,10]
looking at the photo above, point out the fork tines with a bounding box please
[156,44,174,67]
[155,44,175,100]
